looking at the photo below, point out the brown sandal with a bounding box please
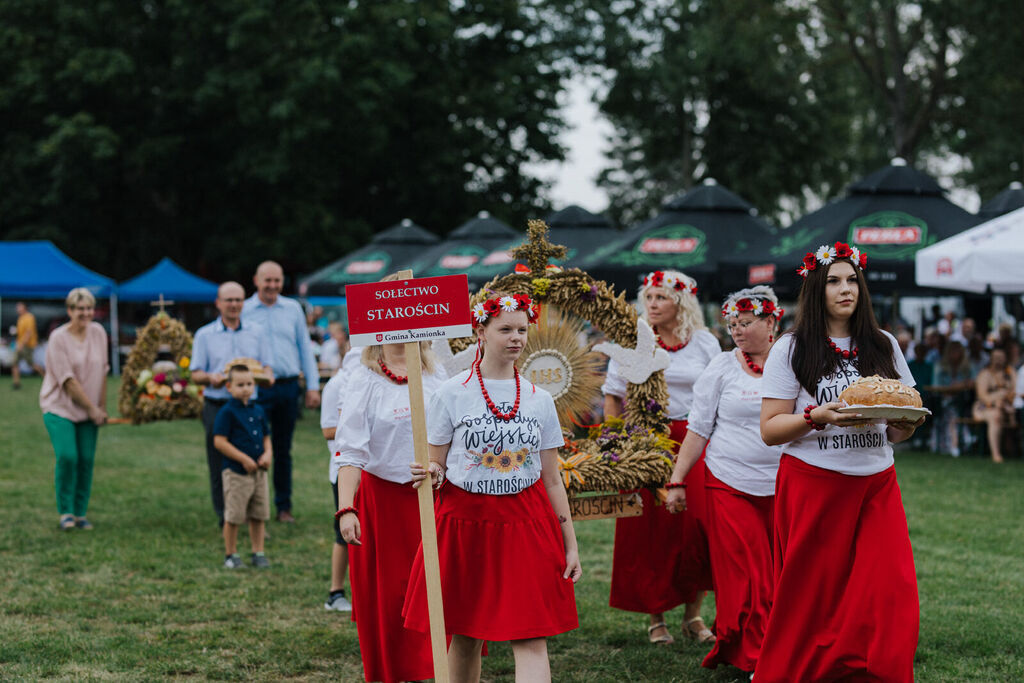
[647,621,675,644]
[682,616,715,644]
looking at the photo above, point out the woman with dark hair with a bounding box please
[755,243,924,682]
[406,292,580,682]
[602,270,721,645]
[665,286,784,674]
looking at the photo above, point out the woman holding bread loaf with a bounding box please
[755,243,924,683]
[664,286,784,674]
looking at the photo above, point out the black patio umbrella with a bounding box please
[577,181,777,298]
[460,205,619,287]
[978,181,1024,219]
[406,211,520,288]
[719,159,983,298]
[299,218,439,297]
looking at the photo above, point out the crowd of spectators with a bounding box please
[897,308,1022,461]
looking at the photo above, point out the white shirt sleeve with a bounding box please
[426,380,456,446]
[686,352,729,439]
[885,331,915,386]
[761,334,801,400]
[693,329,723,362]
[538,388,566,450]
[319,371,344,430]
[335,379,377,470]
[601,357,627,399]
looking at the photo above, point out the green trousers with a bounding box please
[43,413,98,517]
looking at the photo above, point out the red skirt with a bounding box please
[702,466,774,672]
[754,455,919,683]
[348,472,432,683]
[403,480,578,642]
[609,420,712,613]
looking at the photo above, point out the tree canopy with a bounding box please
[1,0,1022,283]
[0,0,570,281]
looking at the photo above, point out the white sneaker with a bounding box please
[324,593,352,611]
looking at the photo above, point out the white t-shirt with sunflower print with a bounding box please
[427,372,564,495]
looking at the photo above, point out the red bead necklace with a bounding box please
[742,351,764,375]
[656,336,687,352]
[826,336,858,360]
[476,362,521,421]
[378,357,408,384]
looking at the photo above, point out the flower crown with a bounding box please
[722,297,784,320]
[642,270,698,295]
[797,242,868,278]
[471,293,539,328]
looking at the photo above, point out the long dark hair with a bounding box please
[791,258,897,396]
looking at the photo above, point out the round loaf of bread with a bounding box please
[839,375,923,408]
[223,357,264,374]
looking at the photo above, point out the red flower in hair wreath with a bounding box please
[796,241,868,278]
[642,270,698,295]
[472,293,539,328]
[722,297,784,319]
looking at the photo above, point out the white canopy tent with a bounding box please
[915,206,1024,294]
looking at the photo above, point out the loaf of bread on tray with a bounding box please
[839,375,923,407]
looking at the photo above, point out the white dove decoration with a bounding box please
[432,337,478,378]
[592,318,670,384]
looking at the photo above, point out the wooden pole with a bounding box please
[398,269,450,682]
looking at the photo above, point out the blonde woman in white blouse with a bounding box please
[602,270,720,645]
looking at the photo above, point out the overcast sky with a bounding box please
[530,76,613,214]
[539,76,983,222]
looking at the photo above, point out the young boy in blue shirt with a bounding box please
[214,364,272,568]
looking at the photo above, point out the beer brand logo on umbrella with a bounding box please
[345,259,387,274]
[430,244,487,273]
[848,211,930,259]
[610,224,708,268]
[342,249,391,277]
[936,258,953,276]
[748,263,776,285]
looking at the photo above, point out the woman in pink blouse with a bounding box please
[39,288,109,531]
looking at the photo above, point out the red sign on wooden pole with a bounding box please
[346,274,472,347]
[345,271,472,683]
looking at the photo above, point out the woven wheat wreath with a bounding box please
[118,312,203,424]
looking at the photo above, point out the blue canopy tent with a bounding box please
[0,240,118,371]
[118,257,218,302]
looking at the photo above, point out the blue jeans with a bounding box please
[255,379,301,512]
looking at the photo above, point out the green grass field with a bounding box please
[1,377,1022,681]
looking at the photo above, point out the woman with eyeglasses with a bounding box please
[39,288,109,531]
[665,286,784,675]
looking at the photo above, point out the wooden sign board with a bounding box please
[569,492,644,521]
[345,273,472,347]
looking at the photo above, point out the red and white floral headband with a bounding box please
[641,270,698,296]
[797,242,868,278]
[722,296,784,320]
[471,293,539,328]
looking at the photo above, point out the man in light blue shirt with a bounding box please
[242,261,321,522]
[191,281,274,526]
